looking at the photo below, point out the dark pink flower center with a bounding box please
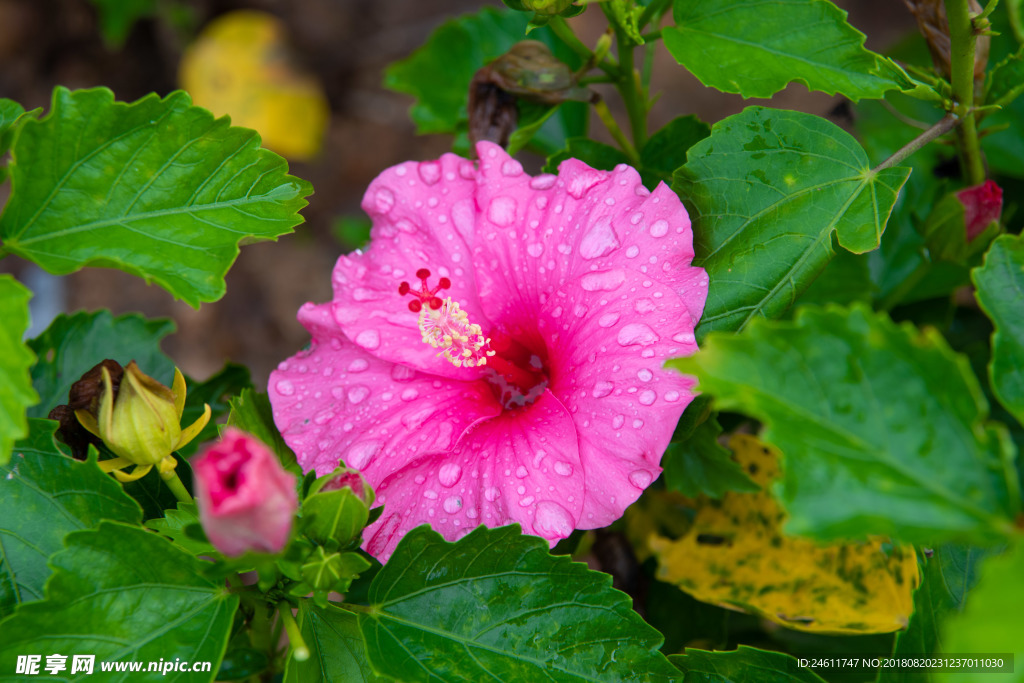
[485,332,549,409]
[207,444,251,507]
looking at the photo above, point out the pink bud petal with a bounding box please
[193,428,298,556]
[957,180,1003,242]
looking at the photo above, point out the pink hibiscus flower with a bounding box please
[269,142,707,561]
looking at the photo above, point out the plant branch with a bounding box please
[594,98,640,164]
[549,17,618,76]
[873,113,959,171]
[159,466,194,505]
[278,606,310,662]
[945,0,987,184]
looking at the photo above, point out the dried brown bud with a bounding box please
[468,41,595,151]
[50,359,125,459]
[903,0,989,86]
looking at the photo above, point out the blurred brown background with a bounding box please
[0,0,915,387]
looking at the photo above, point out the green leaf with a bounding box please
[543,138,630,175]
[27,309,175,419]
[881,545,990,682]
[662,416,758,498]
[0,275,37,464]
[640,115,710,188]
[937,542,1024,683]
[673,107,910,339]
[987,47,1024,106]
[669,646,828,682]
[285,601,385,683]
[669,304,1019,545]
[0,420,141,617]
[795,246,874,308]
[145,502,217,556]
[359,525,679,682]
[87,0,156,48]
[178,362,253,457]
[0,521,237,680]
[0,87,312,306]
[0,99,41,161]
[663,0,910,101]
[383,8,583,146]
[226,389,300,476]
[973,235,1024,428]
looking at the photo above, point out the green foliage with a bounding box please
[383,8,584,152]
[987,48,1024,106]
[145,502,217,556]
[663,0,910,101]
[286,602,385,683]
[0,87,312,306]
[640,115,710,187]
[358,525,680,682]
[177,362,253,457]
[87,0,156,48]
[662,399,757,499]
[226,389,300,475]
[0,276,36,464]
[0,522,238,677]
[670,305,1019,545]
[674,107,910,339]
[0,99,41,168]
[544,138,630,174]
[881,545,990,682]
[795,248,874,308]
[973,235,1024,427]
[27,310,175,419]
[937,542,1024,682]
[0,420,141,618]
[669,646,828,682]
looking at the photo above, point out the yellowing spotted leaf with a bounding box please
[649,434,919,634]
[179,10,329,161]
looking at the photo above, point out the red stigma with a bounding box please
[399,268,452,312]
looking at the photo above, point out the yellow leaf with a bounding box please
[179,10,329,161]
[649,434,919,634]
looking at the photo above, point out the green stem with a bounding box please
[872,114,959,171]
[594,99,640,164]
[159,466,194,505]
[549,17,618,76]
[637,0,673,30]
[945,0,986,184]
[607,16,648,149]
[278,606,310,662]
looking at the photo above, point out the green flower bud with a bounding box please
[302,467,374,546]
[75,361,211,481]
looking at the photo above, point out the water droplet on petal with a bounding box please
[401,388,419,402]
[630,211,644,225]
[527,243,544,258]
[418,161,441,185]
[649,219,669,237]
[629,470,653,489]
[617,323,660,347]
[598,312,620,328]
[637,369,653,382]
[553,461,573,476]
[348,359,369,373]
[484,486,500,502]
[580,269,626,292]
[391,364,415,382]
[634,298,656,314]
[664,390,681,402]
[355,329,381,350]
[566,169,605,199]
[438,463,463,487]
[374,187,395,213]
[515,465,529,479]
[579,215,620,260]
[638,389,657,406]
[414,474,426,484]
[345,440,381,469]
[672,331,696,344]
[530,174,557,190]
[423,489,438,500]
[533,500,574,538]
[501,159,523,176]
[487,197,517,226]
[275,379,295,396]
[347,386,370,404]
[592,381,614,398]
[519,496,535,507]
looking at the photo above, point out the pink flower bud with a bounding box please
[193,428,298,556]
[957,180,1003,242]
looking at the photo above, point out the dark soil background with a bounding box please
[0,0,915,388]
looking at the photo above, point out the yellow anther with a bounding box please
[418,298,491,368]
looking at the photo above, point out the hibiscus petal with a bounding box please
[328,154,492,380]
[363,391,584,561]
[269,325,500,477]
